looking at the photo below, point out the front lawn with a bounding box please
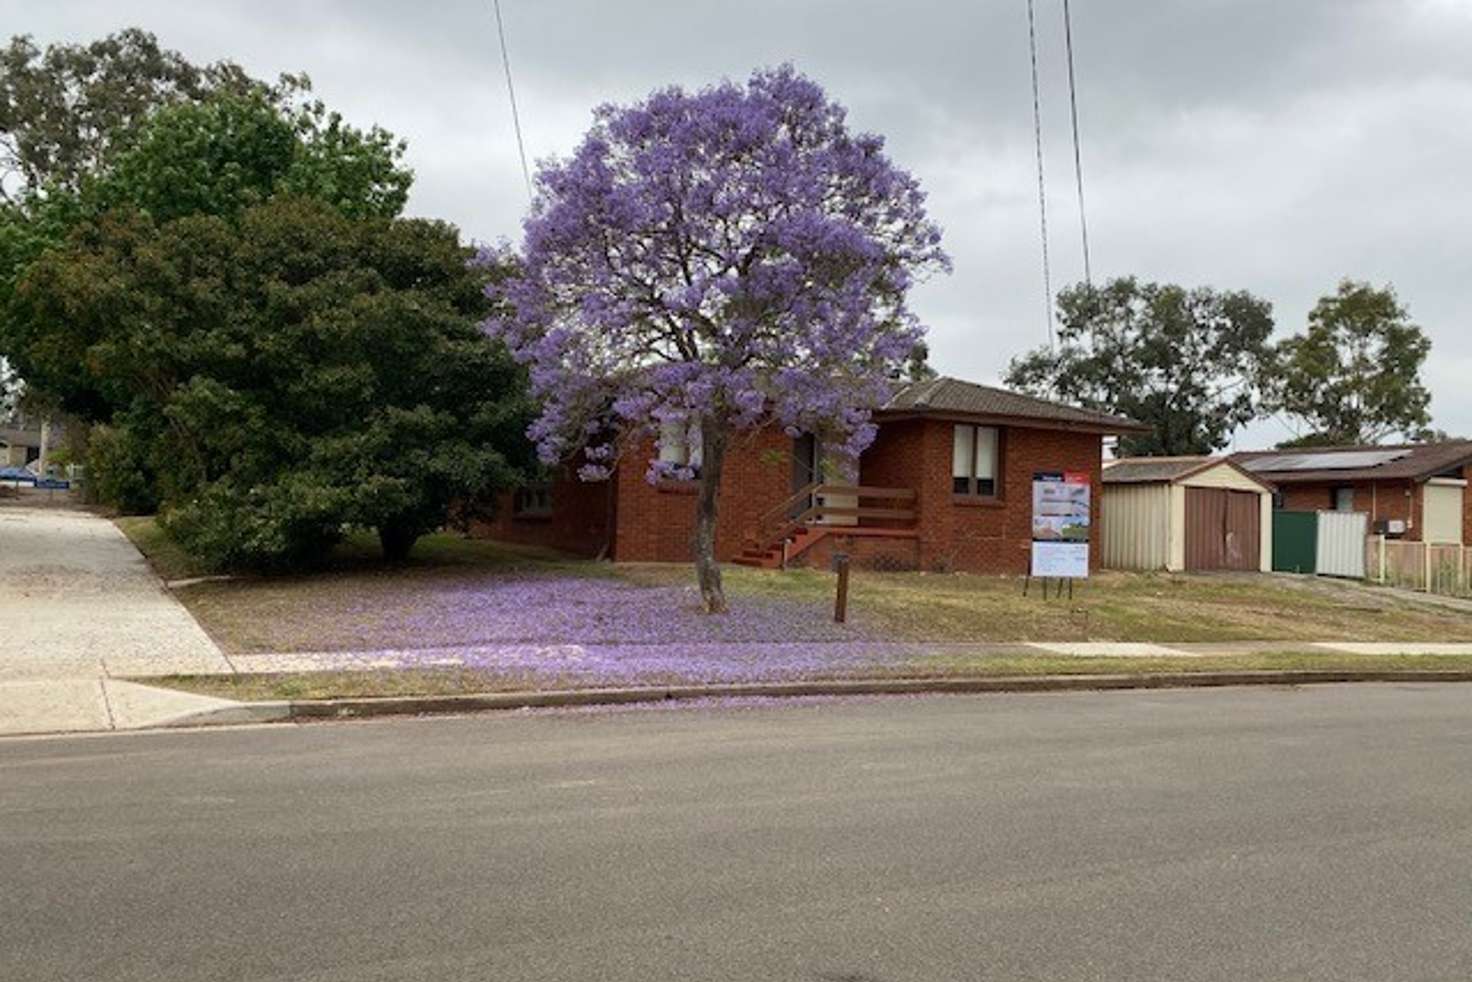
[118,517,1472,656]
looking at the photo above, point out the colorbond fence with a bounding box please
[1366,537,1472,598]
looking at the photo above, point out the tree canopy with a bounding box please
[1006,277,1275,456]
[1,86,412,419]
[17,196,533,564]
[1267,279,1433,446]
[486,65,949,611]
[1,32,523,566]
[0,28,302,201]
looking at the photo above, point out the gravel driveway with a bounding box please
[0,502,231,680]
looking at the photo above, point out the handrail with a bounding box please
[750,483,918,554]
[757,480,822,533]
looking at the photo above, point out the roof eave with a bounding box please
[875,408,1148,435]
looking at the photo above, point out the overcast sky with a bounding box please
[10,0,1472,446]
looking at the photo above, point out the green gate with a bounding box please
[1272,511,1318,573]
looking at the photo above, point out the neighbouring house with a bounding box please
[1101,456,1274,573]
[1231,441,1472,546]
[1,420,46,468]
[474,376,1145,574]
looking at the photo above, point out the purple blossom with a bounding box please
[480,65,950,481]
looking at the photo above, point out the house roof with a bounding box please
[879,376,1147,433]
[1103,455,1275,490]
[0,426,43,449]
[1230,441,1472,484]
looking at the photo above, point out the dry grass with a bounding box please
[117,516,1472,654]
[153,651,1472,702]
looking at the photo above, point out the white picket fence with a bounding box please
[1365,536,1472,598]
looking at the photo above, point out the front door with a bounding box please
[790,435,821,518]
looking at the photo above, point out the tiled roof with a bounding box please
[1230,441,1472,484]
[880,376,1146,433]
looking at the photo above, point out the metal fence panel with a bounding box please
[1316,510,1367,578]
[1272,511,1318,573]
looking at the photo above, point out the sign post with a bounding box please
[1028,470,1091,598]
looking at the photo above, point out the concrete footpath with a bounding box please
[0,503,236,736]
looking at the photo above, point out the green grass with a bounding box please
[149,651,1472,702]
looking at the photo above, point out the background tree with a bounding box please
[487,66,949,612]
[1006,277,1274,456]
[1267,279,1432,446]
[16,196,533,565]
[1,89,412,420]
[0,28,303,201]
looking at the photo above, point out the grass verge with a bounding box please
[147,652,1472,702]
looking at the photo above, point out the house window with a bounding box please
[952,425,1000,497]
[1332,486,1355,512]
[514,484,552,517]
[657,418,702,473]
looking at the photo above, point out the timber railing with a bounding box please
[751,483,916,554]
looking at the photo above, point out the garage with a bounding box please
[1184,486,1261,571]
[1102,456,1275,572]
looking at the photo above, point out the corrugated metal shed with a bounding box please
[1101,483,1171,570]
[1101,457,1273,572]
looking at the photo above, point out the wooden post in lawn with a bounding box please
[834,553,851,623]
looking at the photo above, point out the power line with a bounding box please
[1025,0,1054,349]
[1061,0,1092,287]
[492,0,533,203]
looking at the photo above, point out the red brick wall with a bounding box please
[477,419,1108,573]
[471,467,612,557]
[611,428,795,562]
[1278,479,1422,538]
[1463,465,1472,546]
[859,419,1104,574]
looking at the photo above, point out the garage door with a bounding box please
[1185,487,1261,571]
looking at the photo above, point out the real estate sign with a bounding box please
[1031,471,1091,578]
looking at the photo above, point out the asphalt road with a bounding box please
[4,685,1472,982]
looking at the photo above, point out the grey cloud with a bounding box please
[9,0,1472,442]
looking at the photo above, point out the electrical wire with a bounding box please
[1025,0,1055,349]
[1062,0,1092,287]
[492,0,534,202]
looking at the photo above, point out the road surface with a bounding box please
[4,684,1472,981]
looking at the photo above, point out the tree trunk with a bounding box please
[377,522,418,563]
[694,417,728,614]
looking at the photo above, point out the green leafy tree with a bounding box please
[1006,277,1274,456]
[1,89,411,418]
[16,196,533,563]
[1268,280,1432,446]
[98,90,410,223]
[0,28,314,410]
[0,28,303,201]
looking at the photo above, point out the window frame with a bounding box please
[952,424,1002,499]
[657,419,702,475]
[513,484,553,518]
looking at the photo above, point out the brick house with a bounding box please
[475,376,1144,574]
[1231,441,1472,545]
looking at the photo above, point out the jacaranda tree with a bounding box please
[485,66,949,612]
